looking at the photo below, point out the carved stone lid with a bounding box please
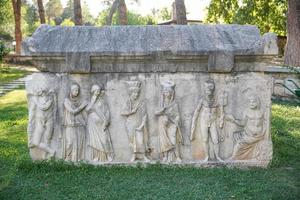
[21,25,278,73]
[23,24,275,55]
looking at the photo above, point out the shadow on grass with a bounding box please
[0,159,299,200]
[270,102,300,168]
[0,95,299,199]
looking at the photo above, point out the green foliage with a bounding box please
[0,91,299,199]
[61,0,73,21]
[158,7,172,21]
[61,19,75,27]
[22,3,40,37]
[45,0,63,23]
[0,0,14,38]
[0,67,29,84]
[0,42,10,63]
[206,0,287,35]
[82,1,96,25]
[0,0,13,26]
[96,9,157,26]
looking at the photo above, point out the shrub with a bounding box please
[0,41,10,63]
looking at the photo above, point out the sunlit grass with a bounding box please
[0,67,29,85]
[0,90,299,199]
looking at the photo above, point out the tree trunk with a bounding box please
[106,0,119,25]
[284,0,300,67]
[37,0,46,24]
[73,0,83,25]
[11,0,22,54]
[118,0,127,25]
[175,0,187,25]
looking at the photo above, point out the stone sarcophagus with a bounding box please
[22,25,277,167]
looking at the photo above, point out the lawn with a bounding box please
[0,90,299,200]
[0,66,30,85]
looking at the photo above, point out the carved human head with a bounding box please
[248,94,260,109]
[204,79,215,96]
[91,84,104,97]
[161,81,175,101]
[70,83,80,97]
[128,81,141,100]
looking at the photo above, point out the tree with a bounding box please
[73,0,82,25]
[0,0,14,38]
[206,0,287,35]
[284,0,300,67]
[23,2,39,36]
[82,1,95,25]
[105,0,139,25]
[174,0,187,25]
[158,7,172,21]
[97,9,156,26]
[11,0,22,54]
[118,0,127,25]
[106,0,120,25]
[45,0,63,25]
[37,0,46,24]
[61,0,73,21]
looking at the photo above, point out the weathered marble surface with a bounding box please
[22,25,277,167]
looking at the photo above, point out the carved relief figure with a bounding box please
[190,79,225,162]
[86,84,114,162]
[121,81,150,162]
[226,94,266,160]
[28,88,56,158]
[62,83,88,162]
[155,81,182,163]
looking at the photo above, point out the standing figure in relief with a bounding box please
[190,79,224,162]
[62,83,88,162]
[155,81,182,163]
[28,88,56,158]
[226,94,266,160]
[86,84,114,162]
[121,81,150,162]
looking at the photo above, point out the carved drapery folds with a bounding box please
[121,80,150,162]
[23,25,275,167]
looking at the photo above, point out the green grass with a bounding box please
[0,66,29,85]
[0,90,299,200]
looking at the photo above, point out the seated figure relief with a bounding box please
[155,81,182,163]
[121,81,150,162]
[190,79,226,162]
[226,94,266,161]
[62,83,88,162]
[86,84,114,162]
[28,88,56,159]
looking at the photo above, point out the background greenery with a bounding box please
[0,90,299,199]
[0,66,29,85]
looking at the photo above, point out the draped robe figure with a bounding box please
[121,81,149,162]
[227,95,266,160]
[155,81,182,163]
[28,88,56,159]
[62,84,87,162]
[87,84,114,162]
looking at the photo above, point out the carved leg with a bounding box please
[202,142,209,162]
[210,125,223,162]
[44,121,54,146]
[130,153,137,162]
[162,152,168,162]
[175,145,182,163]
[213,144,224,162]
[143,153,150,162]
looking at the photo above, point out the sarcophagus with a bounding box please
[22,25,277,167]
